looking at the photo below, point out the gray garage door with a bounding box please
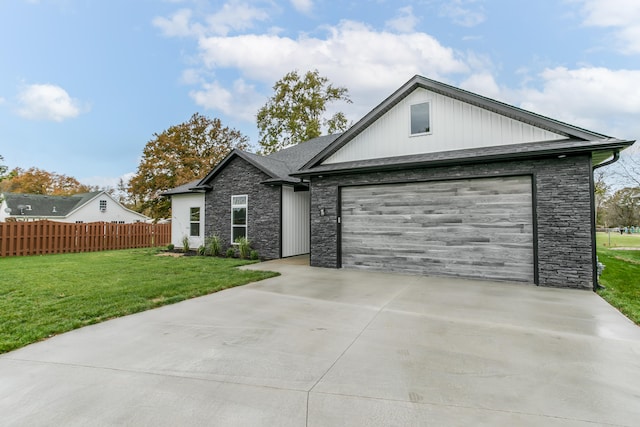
[340,176,534,282]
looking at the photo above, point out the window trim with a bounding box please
[99,199,107,212]
[231,194,248,244]
[409,101,432,136]
[189,207,201,237]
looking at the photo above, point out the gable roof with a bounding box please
[2,192,101,217]
[160,180,204,196]
[298,75,633,173]
[195,133,340,188]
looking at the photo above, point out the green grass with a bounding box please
[596,233,640,325]
[596,231,640,249]
[0,249,278,353]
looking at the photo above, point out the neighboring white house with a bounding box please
[0,191,150,223]
[161,180,205,249]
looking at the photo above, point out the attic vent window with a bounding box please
[99,200,107,212]
[410,102,431,135]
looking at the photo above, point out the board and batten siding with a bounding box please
[170,192,205,249]
[324,88,567,164]
[281,186,310,257]
[340,176,534,283]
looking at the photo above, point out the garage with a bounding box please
[340,175,535,282]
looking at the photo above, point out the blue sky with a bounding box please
[1,0,639,189]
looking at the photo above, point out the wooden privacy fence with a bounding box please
[0,221,171,257]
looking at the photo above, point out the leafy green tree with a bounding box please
[128,113,249,220]
[256,69,351,155]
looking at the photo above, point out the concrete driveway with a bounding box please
[2,258,640,426]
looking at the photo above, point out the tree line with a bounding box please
[1,70,351,220]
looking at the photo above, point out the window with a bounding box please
[190,207,201,237]
[231,195,247,242]
[410,102,431,135]
[99,200,107,212]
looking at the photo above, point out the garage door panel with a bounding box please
[341,176,534,282]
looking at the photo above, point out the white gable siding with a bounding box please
[170,193,205,249]
[281,186,309,257]
[323,88,568,164]
[66,194,149,224]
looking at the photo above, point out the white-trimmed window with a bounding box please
[410,102,431,135]
[190,207,201,237]
[99,200,107,212]
[231,195,247,242]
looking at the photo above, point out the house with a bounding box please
[166,75,634,290]
[165,134,338,257]
[0,191,150,223]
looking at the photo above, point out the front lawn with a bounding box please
[596,231,640,249]
[596,234,640,325]
[0,249,278,353]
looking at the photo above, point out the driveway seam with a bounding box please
[0,357,308,394]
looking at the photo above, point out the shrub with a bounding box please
[167,243,175,251]
[197,245,206,256]
[250,250,259,260]
[235,237,251,259]
[226,247,236,258]
[206,235,222,257]
[182,236,190,253]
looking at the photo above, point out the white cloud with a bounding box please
[16,83,86,122]
[385,6,419,34]
[205,1,270,36]
[153,8,202,38]
[517,67,640,139]
[440,0,485,27]
[153,2,270,38]
[290,0,313,14]
[190,79,262,122]
[578,0,640,54]
[458,72,502,100]
[195,20,469,111]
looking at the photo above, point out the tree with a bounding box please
[602,187,640,228]
[611,151,640,188]
[128,113,249,219]
[0,155,7,182]
[594,169,610,226]
[256,69,351,155]
[0,167,95,195]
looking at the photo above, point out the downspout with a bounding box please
[591,150,620,291]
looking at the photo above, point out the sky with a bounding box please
[1,0,640,189]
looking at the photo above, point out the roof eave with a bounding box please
[292,139,635,178]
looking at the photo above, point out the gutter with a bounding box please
[592,150,620,170]
[591,150,621,291]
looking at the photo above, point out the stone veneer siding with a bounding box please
[310,155,595,289]
[205,157,281,259]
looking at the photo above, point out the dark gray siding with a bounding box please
[205,156,281,259]
[310,155,594,289]
[340,176,534,282]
